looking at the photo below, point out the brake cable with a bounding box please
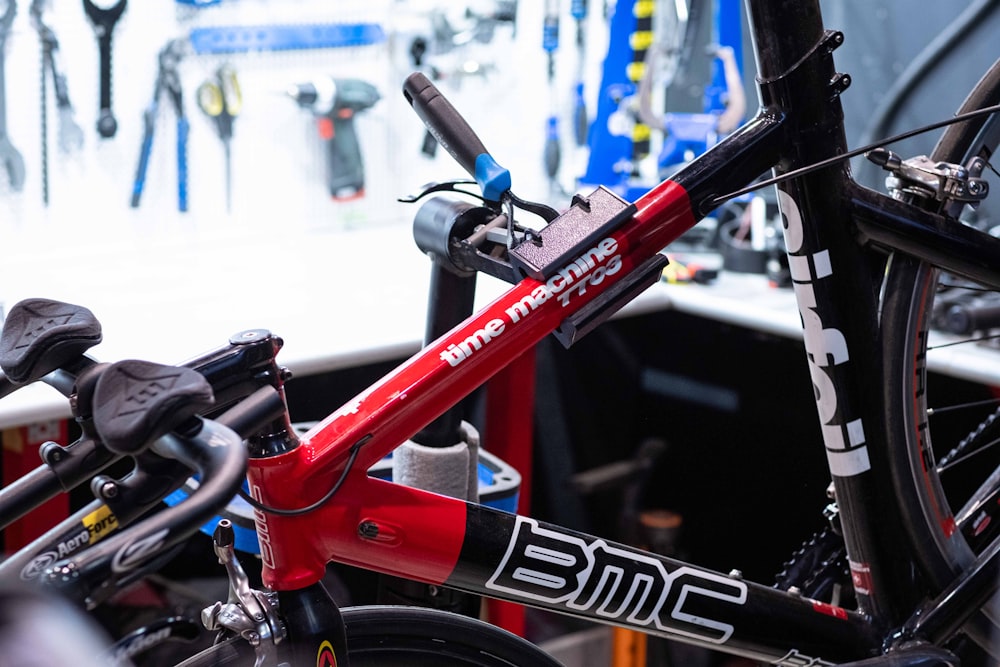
[707,102,1000,208]
[236,435,369,516]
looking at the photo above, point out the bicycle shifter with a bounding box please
[202,520,285,665]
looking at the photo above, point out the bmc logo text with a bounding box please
[487,517,747,644]
[779,190,870,477]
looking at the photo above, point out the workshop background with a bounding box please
[0,1,998,665]
[0,0,995,244]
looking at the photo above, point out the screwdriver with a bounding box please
[197,64,241,213]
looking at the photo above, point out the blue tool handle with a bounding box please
[177,117,189,212]
[130,111,156,207]
[402,72,510,202]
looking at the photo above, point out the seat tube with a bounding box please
[744,0,925,627]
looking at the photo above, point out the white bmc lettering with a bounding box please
[778,190,869,476]
[487,517,748,645]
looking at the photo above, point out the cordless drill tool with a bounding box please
[287,77,380,200]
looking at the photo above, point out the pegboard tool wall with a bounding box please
[0,1,538,252]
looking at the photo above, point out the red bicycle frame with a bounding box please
[245,117,885,662]
[248,178,697,588]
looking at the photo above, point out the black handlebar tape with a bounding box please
[0,298,102,384]
[93,360,215,455]
[402,72,511,201]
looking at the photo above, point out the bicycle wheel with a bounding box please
[173,605,561,666]
[881,57,1000,646]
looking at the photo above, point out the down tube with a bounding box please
[449,504,880,664]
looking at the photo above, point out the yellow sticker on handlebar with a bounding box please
[83,505,118,545]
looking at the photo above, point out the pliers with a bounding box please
[0,0,25,191]
[131,38,188,211]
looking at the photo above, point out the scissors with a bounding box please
[197,64,241,212]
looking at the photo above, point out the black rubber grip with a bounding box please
[93,360,215,455]
[0,298,103,383]
[403,72,488,179]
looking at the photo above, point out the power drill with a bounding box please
[287,77,380,200]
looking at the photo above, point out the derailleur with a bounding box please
[868,148,990,218]
[200,520,285,667]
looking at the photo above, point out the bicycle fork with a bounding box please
[203,520,350,666]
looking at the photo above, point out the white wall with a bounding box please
[0,1,605,253]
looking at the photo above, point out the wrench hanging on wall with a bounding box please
[0,0,26,192]
[30,0,84,204]
[82,0,126,139]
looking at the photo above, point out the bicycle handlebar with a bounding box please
[33,360,286,607]
[40,418,247,606]
[0,323,291,538]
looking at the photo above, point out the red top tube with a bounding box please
[246,179,697,590]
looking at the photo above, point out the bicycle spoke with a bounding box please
[928,333,1000,350]
[937,435,1000,473]
[927,397,1000,416]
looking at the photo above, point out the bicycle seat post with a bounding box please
[376,197,487,618]
[409,195,485,449]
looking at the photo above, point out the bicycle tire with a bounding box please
[881,56,1000,651]
[173,605,562,666]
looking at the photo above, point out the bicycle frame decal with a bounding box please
[316,639,337,667]
[506,238,623,318]
[250,483,276,570]
[774,650,835,667]
[111,527,169,573]
[486,516,748,644]
[441,237,623,367]
[849,561,873,596]
[19,505,119,580]
[778,189,870,477]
